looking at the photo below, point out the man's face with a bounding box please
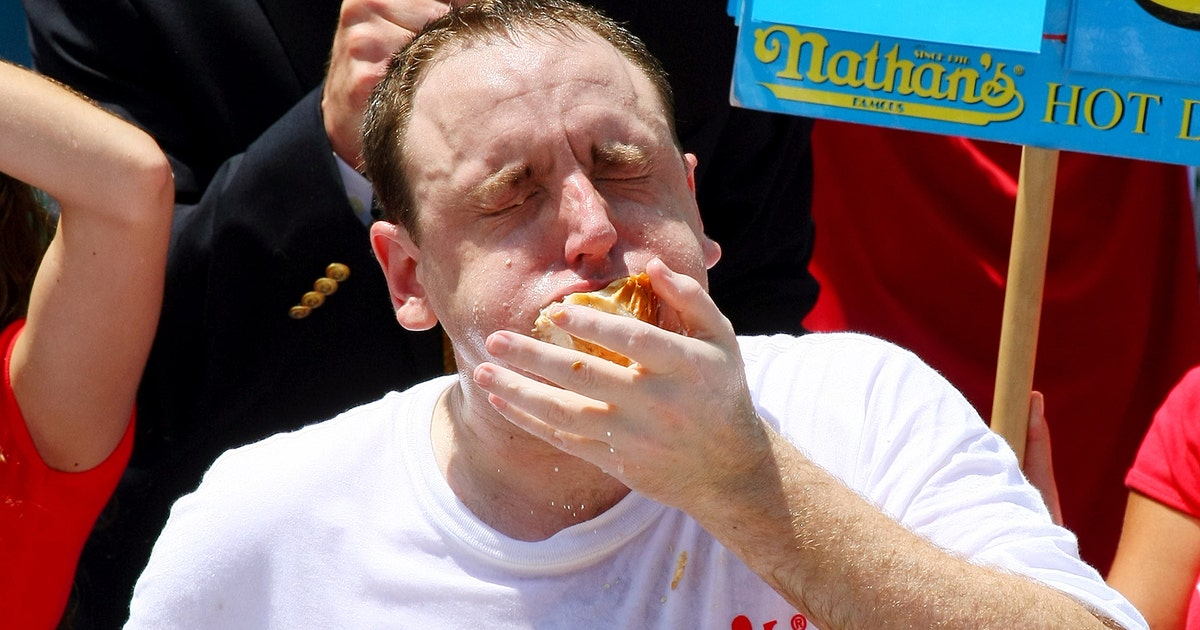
[383,29,719,369]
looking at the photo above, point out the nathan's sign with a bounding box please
[728,0,1200,166]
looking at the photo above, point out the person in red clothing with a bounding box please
[0,59,172,628]
[1108,366,1200,630]
[804,119,1200,573]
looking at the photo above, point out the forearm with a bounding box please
[691,428,1121,629]
[0,60,171,219]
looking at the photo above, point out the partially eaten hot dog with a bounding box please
[531,272,657,366]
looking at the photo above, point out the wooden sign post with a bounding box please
[727,0,1200,457]
[990,146,1058,464]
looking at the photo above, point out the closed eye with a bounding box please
[593,142,652,181]
[468,163,536,214]
[492,189,539,214]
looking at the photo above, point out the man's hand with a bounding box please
[473,257,771,512]
[472,261,1129,628]
[323,0,458,169]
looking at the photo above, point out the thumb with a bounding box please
[1023,391,1063,526]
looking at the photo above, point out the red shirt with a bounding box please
[1127,366,1200,630]
[0,320,134,629]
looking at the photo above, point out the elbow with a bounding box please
[132,139,176,212]
[117,137,176,232]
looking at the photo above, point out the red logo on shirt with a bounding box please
[731,613,808,630]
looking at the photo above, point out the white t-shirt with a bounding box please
[126,333,1146,629]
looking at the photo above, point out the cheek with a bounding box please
[438,253,551,332]
[622,218,710,276]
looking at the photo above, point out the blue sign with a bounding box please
[751,0,1048,53]
[1068,0,1200,85]
[729,0,1200,166]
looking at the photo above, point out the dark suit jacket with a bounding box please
[23,1,815,627]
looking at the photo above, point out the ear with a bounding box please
[682,152,722,270]
[369,221,439,331]
[702,235,722,270]
[683,152,698,194]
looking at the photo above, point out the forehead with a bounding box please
[407,29,668,158]
[420,26,657,103]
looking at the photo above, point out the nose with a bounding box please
[561,173,618,267]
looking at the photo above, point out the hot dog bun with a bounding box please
[531,272,657,366]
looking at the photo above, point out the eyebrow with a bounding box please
[465,142,651,203]
[467,163,533,204]
[594,141,649,167]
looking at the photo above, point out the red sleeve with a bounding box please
[1126,366,1200,518]
[0,319,136,629]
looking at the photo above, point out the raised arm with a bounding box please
[477,258,1139,629]
[0,61,173,471]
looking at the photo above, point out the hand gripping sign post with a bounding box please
[728,0,1200,464]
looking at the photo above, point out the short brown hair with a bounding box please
[361,0,676,239]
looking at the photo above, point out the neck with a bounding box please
[433,383,630,541]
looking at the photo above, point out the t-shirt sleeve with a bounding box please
[749,333,1147,630]
[1126,367,1200,518]
[866,346,1146,629]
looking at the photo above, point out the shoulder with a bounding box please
[738,332,944,400]
[739,331,925,364]
[224,377,441,452]
[194,377,447,501]
[738,332,993,483]
[1156,366,1200,424]
[135,378,447,573]
[1135,365,1200,465]
[1127,366,1200,505]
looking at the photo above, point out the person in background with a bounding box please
[0,60,172,629]
[126,3,1141,627]
[1108,366,1200,630]
[21,3,453,625]
[804,119,1200,573]
[20,0,818,624]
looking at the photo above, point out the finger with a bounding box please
[1023,391,1064,526]
[340,14,420,66]
[484,389,592,454]
[538,259,733,375]
[372,0,454,34]
[484,329,635,400]
[472,359,614,443]
[480,385,630,477]
[644,257,734,344]
[540,301,720,376]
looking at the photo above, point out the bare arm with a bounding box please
[686,427,1122,628]
[0,61,173,471]
[477,258,1129,629]
[1108,492,1200,630]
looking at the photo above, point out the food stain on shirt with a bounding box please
[671,550,688,590]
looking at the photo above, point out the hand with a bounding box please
[322,0,457,168]
[472,258,773,511]
[1023,391,1063,526]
